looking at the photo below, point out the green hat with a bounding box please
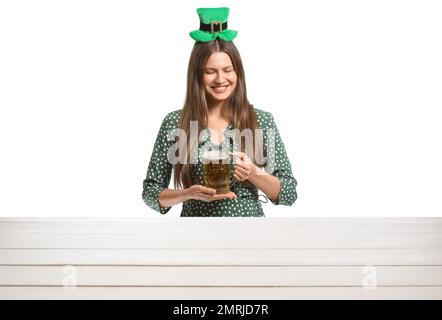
[189,7,238,43]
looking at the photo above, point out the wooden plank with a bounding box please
[1,266,441,286]
[1,217,440,224]
[1,233,441,249]
[1,218,441,235]
[1,249,441,265]
[1,286,441,299]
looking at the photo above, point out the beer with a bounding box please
[201,150,232,194]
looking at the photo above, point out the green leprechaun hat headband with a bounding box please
[189,7,238,42]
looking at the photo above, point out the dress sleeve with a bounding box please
[265,112,298,206]
[142,114,175,214]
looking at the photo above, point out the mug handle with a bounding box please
[230,177,238,188]
[229,154,241,189]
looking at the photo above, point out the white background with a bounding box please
[0,0,441,217]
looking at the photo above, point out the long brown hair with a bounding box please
[173,39,264,189]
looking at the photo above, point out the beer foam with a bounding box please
[202,150,229,161]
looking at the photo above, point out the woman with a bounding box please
[142,7,297,217]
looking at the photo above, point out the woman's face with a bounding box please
[203,52,237,104]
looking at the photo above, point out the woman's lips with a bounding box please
[212,85,229,93]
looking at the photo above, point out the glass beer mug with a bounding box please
[201,149,237,194]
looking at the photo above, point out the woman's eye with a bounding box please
[205,69,233,74]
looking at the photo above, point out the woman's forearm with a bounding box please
[248,167,281,202]
[158,188,190,208]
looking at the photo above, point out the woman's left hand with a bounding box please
[230,151,257,182]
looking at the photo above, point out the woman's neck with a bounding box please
[207,101,224,118]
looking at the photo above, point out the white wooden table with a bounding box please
[0,218,441,299]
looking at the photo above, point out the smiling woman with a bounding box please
[142,7,297,217]
[204,59,236,98]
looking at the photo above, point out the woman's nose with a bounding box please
[215,72,225,83]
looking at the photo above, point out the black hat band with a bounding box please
[199,21,228,33]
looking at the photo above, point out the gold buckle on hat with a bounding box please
[210,20,223,33]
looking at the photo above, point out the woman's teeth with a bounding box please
[213,85,228,93]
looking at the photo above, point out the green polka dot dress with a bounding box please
[142,107,297,217]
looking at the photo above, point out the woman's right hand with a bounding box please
[186,185,237,202]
